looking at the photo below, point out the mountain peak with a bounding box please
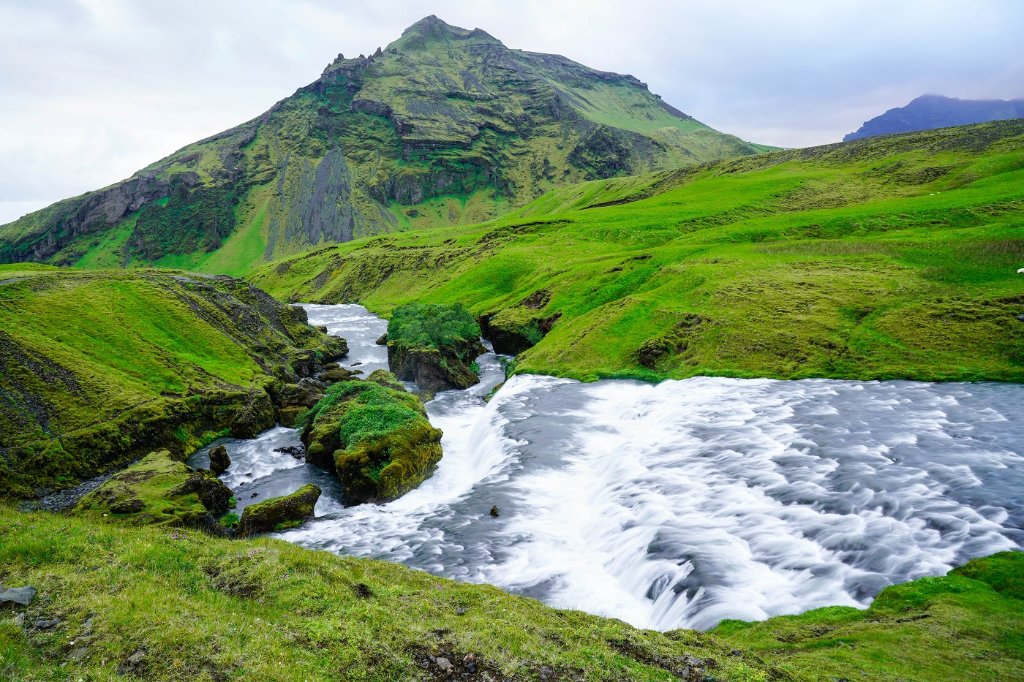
[398,15,500,46]
[845,95,1024,141]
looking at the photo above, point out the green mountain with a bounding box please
[250,119,1024,383]
[0,16,765,275]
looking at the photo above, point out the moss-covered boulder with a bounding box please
[237,483,321,536]
[73,450,233,532]
[386,303,485,392]
[208,445,230,475]
[302,379,443,504]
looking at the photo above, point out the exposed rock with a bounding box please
[229,390,276,438]
[33,618,61,630]
[480,309,560,355]
[489,505,500,517]
[0,585,36,606]
[320,366,361,383]
[209,445,230,475]
[388,338,485,393]
[375,333,388,345]
[274,445,306,459]
[172,469,234,517]
[237,484,321,536]
[275,377,328,426]
[365,369,406,391]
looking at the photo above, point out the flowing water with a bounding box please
[190,304,1024,631]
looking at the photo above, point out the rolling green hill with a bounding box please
[0,16,765,276]
[0,265,343,498]
[249,119,1024,383]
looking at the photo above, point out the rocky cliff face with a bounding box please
[0,16,763,272]
[844,94,1024,141]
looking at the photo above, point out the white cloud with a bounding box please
[1,0,1021,222]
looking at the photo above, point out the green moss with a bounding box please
[387,302,480,350]
[303,380,441,503]
[238,484,320,537]
[72,450,231,530]
[0,269,342,498]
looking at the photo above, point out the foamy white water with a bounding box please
[195,305,1024,631]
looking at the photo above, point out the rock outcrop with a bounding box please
[72,451,234,533]
[302,376,442,504]
[237,483,321,536]
[385,302,486,392]
[208,445,230,475]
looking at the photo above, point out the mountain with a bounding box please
[0,16,766,274]
[251,119,1024,384]
[844,94,1024,141]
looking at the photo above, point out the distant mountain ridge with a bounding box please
[0,15,765,273]
[844,94,1024,141]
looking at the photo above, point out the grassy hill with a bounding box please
[250,119,1024,383]
[2,506,1021,681]
[0,265,342,498]
[0,16,765,276]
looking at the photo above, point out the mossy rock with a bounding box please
[237,483,321,536]
[385,302,485,392]
[480,306,561,355]
[209,445,230,475]
[365,369,406,392]
[302,379,443,503]
[73,450,232,532]
[334,419,443,503]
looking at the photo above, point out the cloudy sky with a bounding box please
[1,0,1022,224]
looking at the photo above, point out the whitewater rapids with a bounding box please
[192,304,1024,630]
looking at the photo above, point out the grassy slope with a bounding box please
[0,266,336,496]
[249,120,1024,383]
[1,507,1021,681]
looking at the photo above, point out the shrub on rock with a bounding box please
[386,303,485,392]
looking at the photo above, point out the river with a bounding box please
[189,304,1024,631]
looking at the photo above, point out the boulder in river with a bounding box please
[237,484,321,536]
[209,445,231,475]
[302,379,443,503]
[385,303,486,392]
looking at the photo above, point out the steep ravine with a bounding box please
[191,304,1024,631]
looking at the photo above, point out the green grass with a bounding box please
[712,552,1024,681]
[250,119,1024,383]
[1,505,1021,681]
[0,268,341,497]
